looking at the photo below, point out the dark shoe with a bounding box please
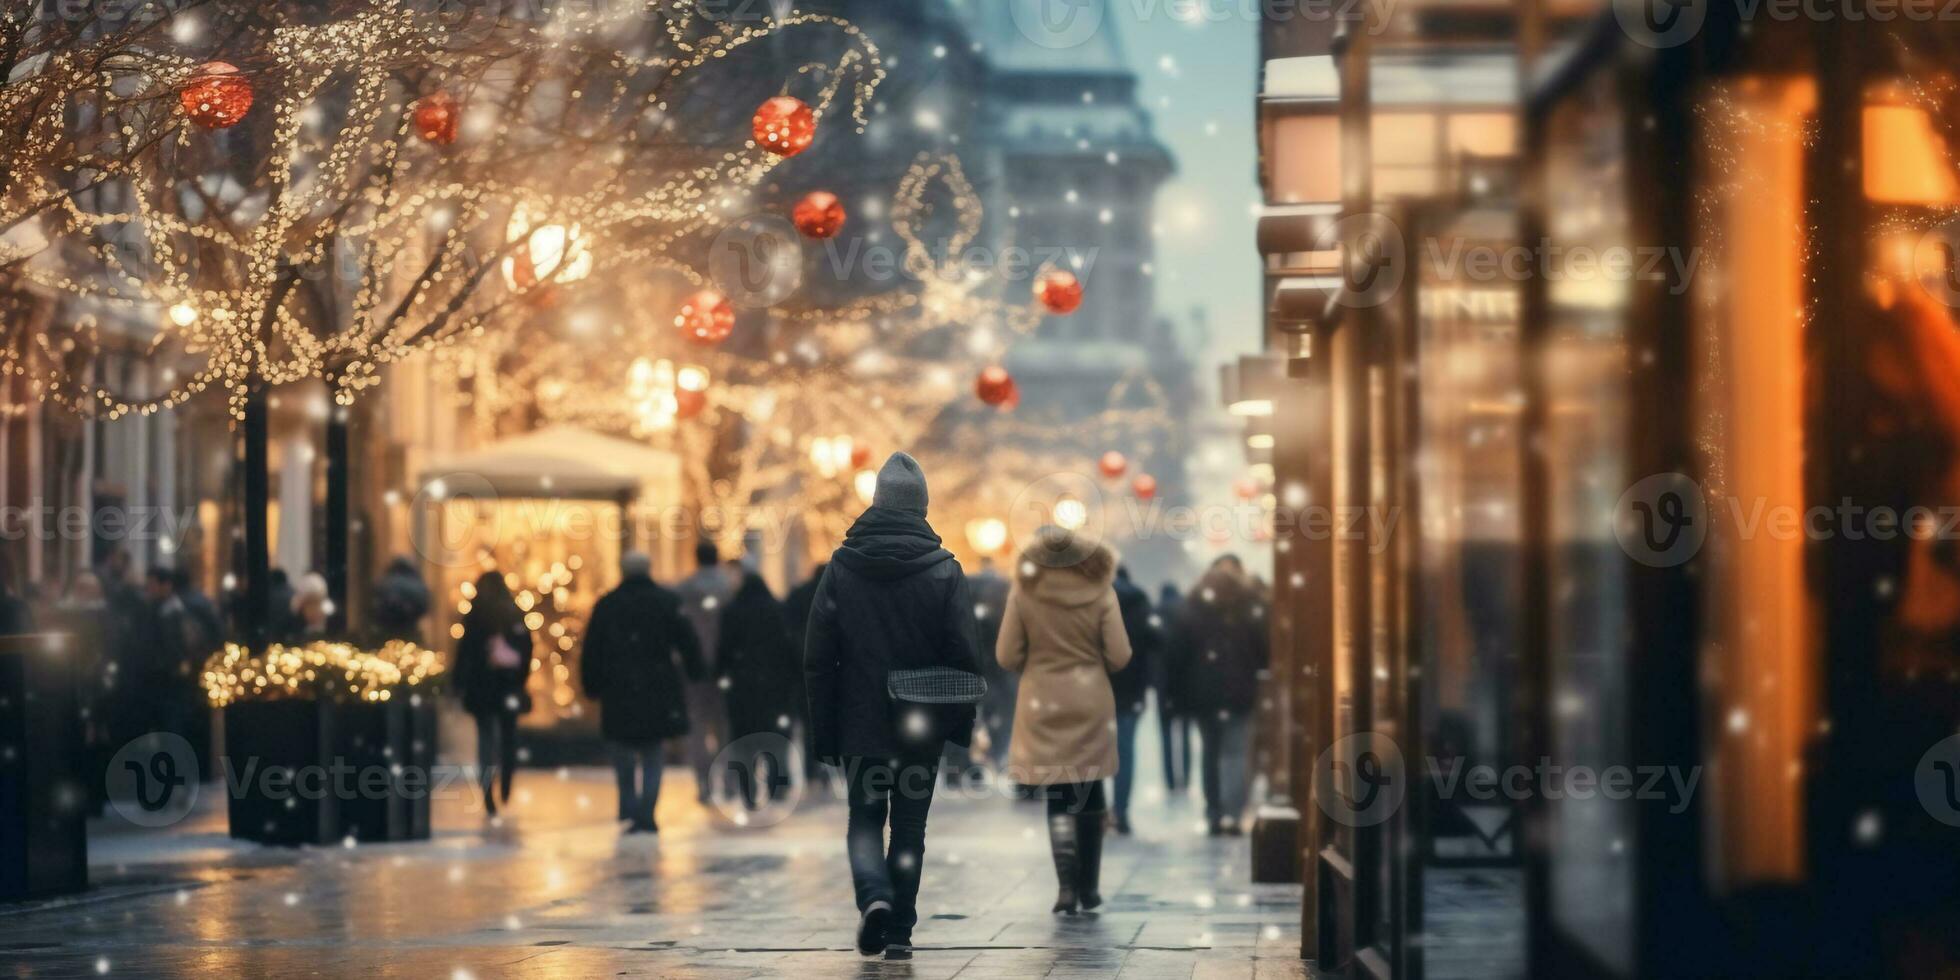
[628,818,659,835]
[1110,813,1132,835]
[884,943,912,961]
[857,901,892,956]
[1077,810,1106,912]
[1048,814,1080,914]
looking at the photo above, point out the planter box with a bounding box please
[0,634,88,901]
[222,693,439,846]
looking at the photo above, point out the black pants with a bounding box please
[1045,780,1107,816]
[1159,706,1192,791]
[844,755,940,939]
[474,710,518,805]
[611,741,663,825]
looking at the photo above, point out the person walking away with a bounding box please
[718,571,799,811]
[968,556,1015,771]
[141,567,204,767]
[580,552,703,834]
[1155,582,1192,794]
[675,541,735,804]
[371,556,432,643]
[805,453,981,959]
[288,571,331,642]
[996,527,1133,914]
[452,571,533,817]
[1109,566,1158,835]
[784,562,825,781]
[1169,556,1268,835]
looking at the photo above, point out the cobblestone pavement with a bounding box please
[0,764,1311,979]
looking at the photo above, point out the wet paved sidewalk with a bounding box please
[1,768,1310,979]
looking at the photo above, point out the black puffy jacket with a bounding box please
[579,576,704,742]
[803,506,981,761]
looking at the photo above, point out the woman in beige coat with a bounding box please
[996,527,1133,914]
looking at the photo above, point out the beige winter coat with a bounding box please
[996,532,1133,785]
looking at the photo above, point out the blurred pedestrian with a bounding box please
[1109,566,1158,835]
[1169,555,1268,835]
[996,526,1132,915]
[53,572,112,812]
[371,556,432,643]
[142,566,206,767]
[288,572,331,642]
[675,540,735,804]
[805,453,982,959]
[1155,582,1191,794]
[580,552,702,834]
[452,570,533,818]
[717,571,798,811]
[784,562,825,780]
[0,549,29,635]
[968,556,1015,772]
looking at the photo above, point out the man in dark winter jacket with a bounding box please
[580,552,705,834]
[804,452,981,960]
[1168,555,1269,835]
[1109,566,1158,834]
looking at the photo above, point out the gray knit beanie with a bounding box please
[872,452,929,514]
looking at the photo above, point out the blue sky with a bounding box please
[1119,6,1262,364]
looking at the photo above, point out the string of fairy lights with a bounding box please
[0,0,885,421]
[203,639,444,706]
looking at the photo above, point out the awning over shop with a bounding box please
[1270,275,1342,331]
[1257,203,1342,257]
[419,425,682,501]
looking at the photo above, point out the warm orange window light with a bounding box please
[1864,100,1960,204]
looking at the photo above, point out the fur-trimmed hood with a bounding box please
[1013,527,1118,608]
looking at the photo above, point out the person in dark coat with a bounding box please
[580,552,703,833]
[675,541,735,804]
[1109,566,1158,835]
[967,557,1015,771]
[1167,555,1269,834]
[804,452,981,959]
[370,555,432,643]
[1155,582,1191,794]
[784,563,825,779]
[717,572,798,811]
[452,570,534,818]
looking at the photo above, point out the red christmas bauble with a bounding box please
[181,62,252,129]
[1132,474,1158,501]
[753,96,816,157]
[1035,269,1084,315]
[1001,381,1021,411]
[1098,451,1128,480]
[849,444,872,470]
[676,290,736,346]
[976,366,1016,407]
[792,191,847,239]
[675,387,708,420]
[1234,477,1261,501]
[413,90,460,145]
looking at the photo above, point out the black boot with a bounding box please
[1076,809,1106,912]
[1048,813,1080,914]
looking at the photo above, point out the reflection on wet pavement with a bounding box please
[1,768,1308,978]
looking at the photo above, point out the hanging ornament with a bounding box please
[753,95,816,157]
[413,90,460,145]
[1035,269,1084,315]
[975,366,1017,408]
[676,290,736,346]
[1098,451,1128,480]
[675,387,708,420]
[849,444,873,470]
[1234,476,1261,501]
[793,191,847,239]
[1132,474,1158,501]
[180,62,253,129]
